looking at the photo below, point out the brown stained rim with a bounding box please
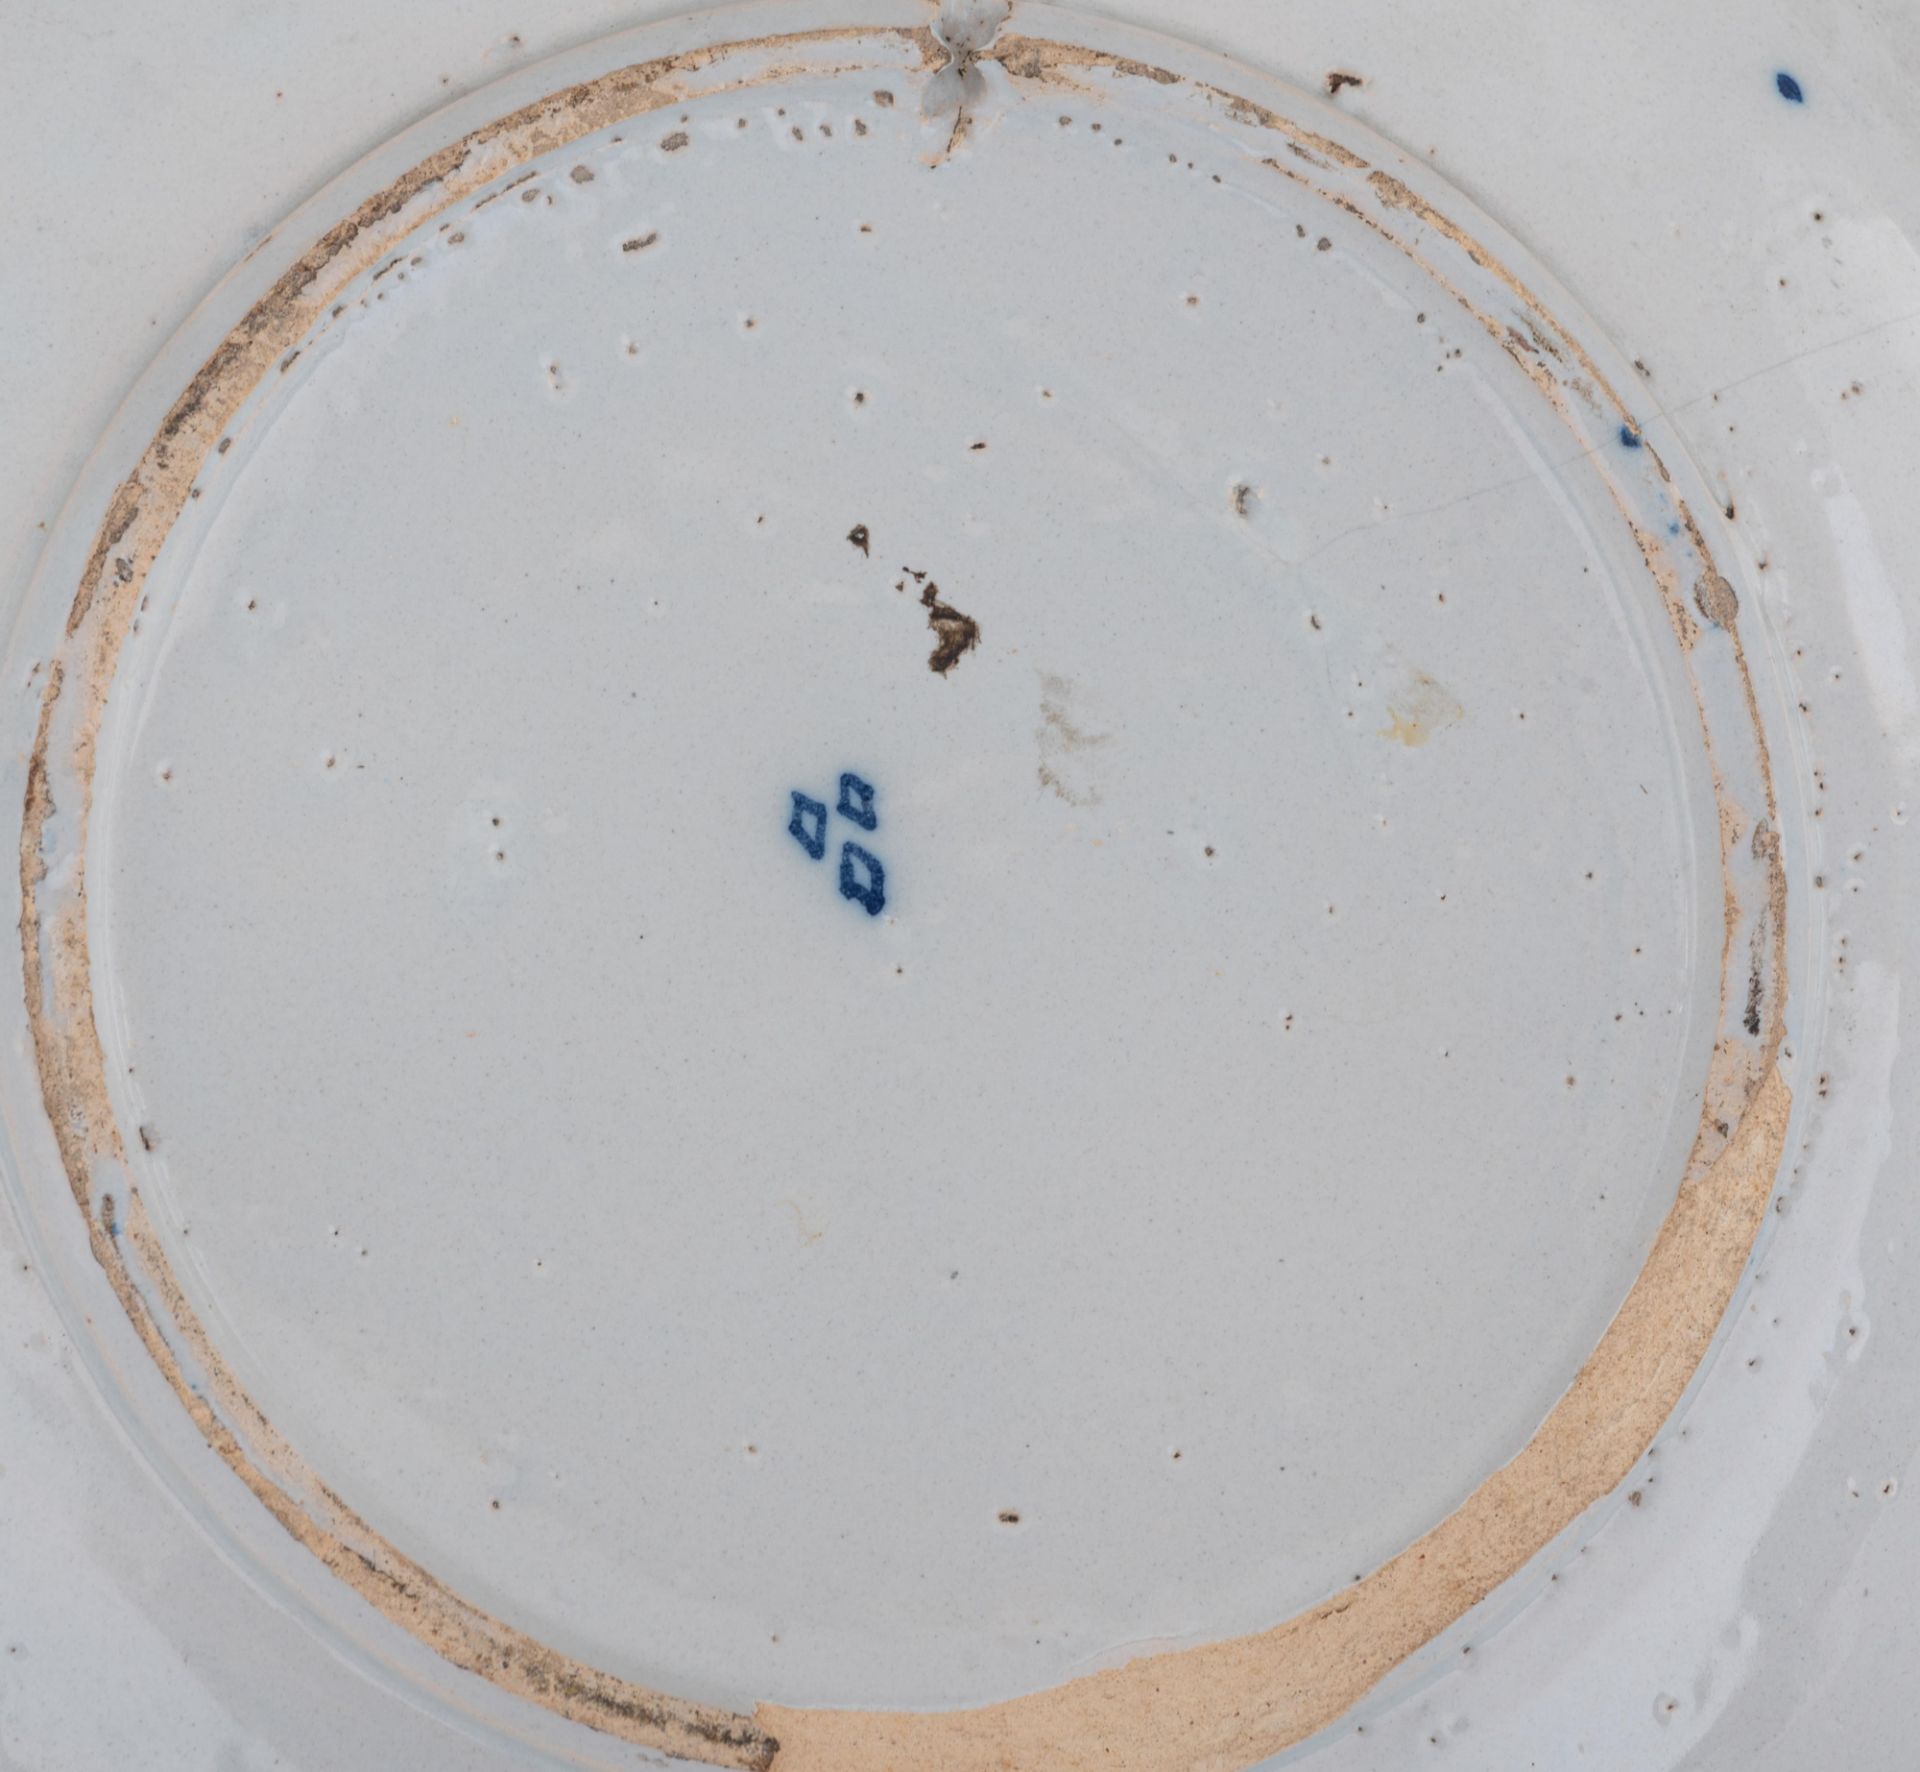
[16,20,1789,1772]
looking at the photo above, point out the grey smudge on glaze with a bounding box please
[1036,672,1109,804]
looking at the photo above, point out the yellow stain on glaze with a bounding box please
[1379,669,1463,746]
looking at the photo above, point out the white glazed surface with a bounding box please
[91,55,1721,1713]
[2,3,1916,1769]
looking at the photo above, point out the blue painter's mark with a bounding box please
[1775,71,1804,104]
[789,791,827,859]
[1668,520,1683,536]
[837,771,878,830]
[1619,424,1643,449]
[839,841,886,916]
[790,774,891,914]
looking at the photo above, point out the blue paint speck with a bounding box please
[1775,71,1804,104]
[1667,520,1682,536]
[1619,424,1642,449]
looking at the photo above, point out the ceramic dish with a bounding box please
[3,3,1916,1769]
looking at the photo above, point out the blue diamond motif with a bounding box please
[837,772,878,830]
[788,792,827,859]
[839,842,886,916]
